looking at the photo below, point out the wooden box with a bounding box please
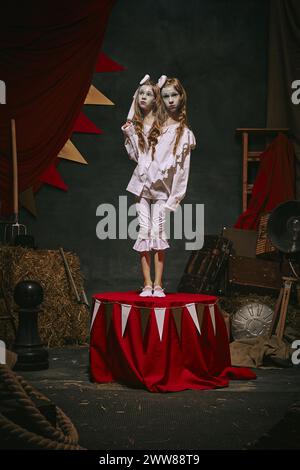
[228,255,292,295]
[222,226,258,258]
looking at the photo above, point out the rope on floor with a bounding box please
[0,364,85,450]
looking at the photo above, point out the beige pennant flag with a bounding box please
[209,304,216,335]
[104,302,114,336]
[140,307,151,338]
[58,139,88,164]
[20,187,37,217]
[85,84,114,105]
[172,306,183,339]
[90,299,101,332]
[186,303,201,334]
[121,303,132,336]
[196,303,205,331]
[154,307,166,341]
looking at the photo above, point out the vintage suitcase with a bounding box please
[177,234,232,295]
[222,226,258,258]
[228,255,294,295]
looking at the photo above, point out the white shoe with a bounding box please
[152,285,166,297]
[139,285,153,297]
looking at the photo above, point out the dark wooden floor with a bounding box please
[17,346,300,451]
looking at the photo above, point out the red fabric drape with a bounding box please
[0,1,115,215]
[234,133,295,230]
[90,291,256,392]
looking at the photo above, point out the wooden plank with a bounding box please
[247,151,263,161]
[236,128,289,134]
[242,132,249,212]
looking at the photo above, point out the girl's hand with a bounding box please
[122,120,132,129]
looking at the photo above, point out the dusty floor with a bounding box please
[17,346,300,451]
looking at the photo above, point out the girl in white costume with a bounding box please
[122,75,196,297]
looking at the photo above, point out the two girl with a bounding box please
[122,75,196,297]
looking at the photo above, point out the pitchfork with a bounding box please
[4,119,27,244]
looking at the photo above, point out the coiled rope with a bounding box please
[0,364,85,450]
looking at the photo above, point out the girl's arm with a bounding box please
[121,122,140,163]
[164,151,191,211]
[164,131,196,212]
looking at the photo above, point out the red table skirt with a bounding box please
[90,291,256,392]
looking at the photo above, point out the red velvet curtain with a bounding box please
[234,133,295,230]
[0,1,115,216]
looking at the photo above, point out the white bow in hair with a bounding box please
[157,75,167,89]
[140,74,150,85]
[127,74,151,120]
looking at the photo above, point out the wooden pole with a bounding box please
[11,118,18,219]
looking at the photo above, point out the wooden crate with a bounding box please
[228,255,293,295]
[256,212,278,258]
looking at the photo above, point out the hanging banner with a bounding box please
[94,301,217,340]
[196,303,205,331]
[140,307,151,338]
[154,307,166,341]
[209,304,216,335]
[172,306,183,339]
[90,299,101,332]
[72,112,103,134]
[121,303,132,336]
[39,163,68,190]
[186,303,201,334]
[104,303,114,336]
[96,52,125,72]
[58,140,88,164]
[84,84,114,105]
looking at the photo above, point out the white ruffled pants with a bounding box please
[133,196,170,252]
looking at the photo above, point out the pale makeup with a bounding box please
[138,85,155,113]
[161,85,181,114]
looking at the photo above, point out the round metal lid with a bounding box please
[231,302,274,340]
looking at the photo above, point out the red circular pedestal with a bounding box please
[90,291,256,392]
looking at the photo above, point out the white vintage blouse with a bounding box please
[122,122,196,212]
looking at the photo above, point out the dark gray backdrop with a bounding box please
[19,0,269,297]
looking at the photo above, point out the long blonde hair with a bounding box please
[161,77,189,156]
[132,79,164,158]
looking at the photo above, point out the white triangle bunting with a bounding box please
[121,304,132,336]
[154,307,166,341]
[186,303,201,334]
[209,304,216,335]
[90,300,101,331]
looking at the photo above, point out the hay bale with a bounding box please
[0,247,89,347]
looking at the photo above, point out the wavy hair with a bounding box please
[132,79,164,158]
[161,77,189,156]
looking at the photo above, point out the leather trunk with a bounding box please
[228,255,293,295]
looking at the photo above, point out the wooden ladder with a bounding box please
[236,128,289,212]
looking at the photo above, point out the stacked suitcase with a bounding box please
[177,227,296,296]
